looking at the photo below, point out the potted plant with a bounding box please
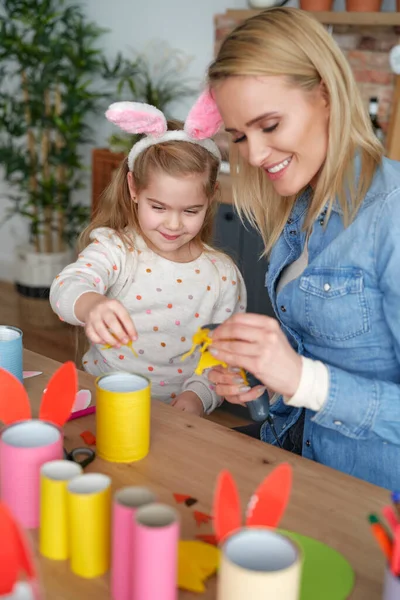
[0,0,110,327]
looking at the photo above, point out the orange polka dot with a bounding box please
[94,360,98,365]
[153,326,159,332]
[55,275,60,279]
[128,246,134,252]
[222,276,227,281]
[113,265,118,271]
[195,269,200,274]
[195,313,199,318]
[79,254,84,258]
[138,250,142,254]
[83,361,88,365]
[86,263,92,267]
[146,268,152,273]
[171,393,176,399]
[232,280,237,285]
[93,239,99,244]
[118,355,125,360]
[181,336,186,342]
[177,279,182,283]
[148,366,154,372]
[207,285,211,291]
[136,295,142,300]
[161,342,166,347]
[167,303,173,308]
[177,368,183,374]
[59,281,64,286]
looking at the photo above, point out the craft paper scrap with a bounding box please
[80,431,96,446]
[173,493,191,504]
[194,511,213,527]
[72,389,92,412]
[177,541,220,593]
[23,371,43,379]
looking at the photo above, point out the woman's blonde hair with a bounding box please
[208,7,383,254]
[79,120,220,252]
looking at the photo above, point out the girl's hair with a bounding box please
[79,119,220,252]
[208,7,383,254]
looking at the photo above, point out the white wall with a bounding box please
[0,0,395,280]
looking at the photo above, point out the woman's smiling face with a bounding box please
[213,75,330,195]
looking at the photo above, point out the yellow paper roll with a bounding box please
[67,473,111,578]
[39,460,83,560]
[96,373,151,463]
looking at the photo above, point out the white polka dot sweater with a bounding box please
[50,228,247,413]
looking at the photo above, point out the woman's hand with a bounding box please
[75,292,137,347]
[171,391,205,417]
[207,313,302,400]
[207,366,267,406]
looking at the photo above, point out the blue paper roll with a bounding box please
[0,326,23,382]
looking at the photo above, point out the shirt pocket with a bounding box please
[299,267,370,341]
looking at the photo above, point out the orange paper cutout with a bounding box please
[173,493,191,504]
[80,430,96,445]
[39,361,77,426]
[246,462,292,529]
[194,511,213,527]
[0,368,31,424]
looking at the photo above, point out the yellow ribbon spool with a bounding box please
[96,372,151,463]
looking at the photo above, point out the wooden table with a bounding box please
[23,350,389,599]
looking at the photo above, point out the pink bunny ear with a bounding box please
[213,470,242,543]
[184,88,223,140]
[105,101,167,136]
[39,362,78,427]
[246,463,293,529]
[0,368,31,424]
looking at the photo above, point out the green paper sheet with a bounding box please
[279,530,355,600]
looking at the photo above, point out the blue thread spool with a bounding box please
[0,326,23,382]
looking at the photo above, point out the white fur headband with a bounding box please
[105,89,223,171]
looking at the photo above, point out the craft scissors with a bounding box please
[63,446,96,469]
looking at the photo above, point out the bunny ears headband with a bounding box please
[105,89,224,171]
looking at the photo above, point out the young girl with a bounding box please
[50,101,247,417]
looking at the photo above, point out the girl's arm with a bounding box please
[49,228,130,326]
[182,260,247,414]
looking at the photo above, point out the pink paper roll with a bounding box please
[0,421,63,528]
[132,503,179,600]
[111,487,156,600]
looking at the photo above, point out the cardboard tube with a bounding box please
[96,373,151,463]
[132,503,179,600]
[67,473,111,579]
[383,565,400,600]
[39,460,83,560]
[217,528,302,600]
[111,487,156,600]
[0,421,63,528]
[0,326,23,382]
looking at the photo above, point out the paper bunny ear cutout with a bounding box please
[213,463,293,543]
[0,362,77,427]
[0,502,38,596]
[184,88,223,140]
[105,102,168,137]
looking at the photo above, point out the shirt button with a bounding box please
[305,440,311,447]
[287,218,293,224]
[289,230,297,235]
[333,420,342,426]
[323,283,331,292]
[319,219,324,226]
[280,305,287,312]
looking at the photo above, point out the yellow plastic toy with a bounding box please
[101,333,138,357]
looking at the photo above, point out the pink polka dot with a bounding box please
[156,288,162,292]
[139,349,144,354]
[103,358,107,363]
[94,277,101,284]
[226,308,232,313]
[211,258,217,263]
[240,305,245,310]
[209,384,215,391]
[56,301,60,308]
[169,358,174,364]
[160,381,166,386]
[146,309,151,314]
[188,295,193,300]
[175,320,180,326]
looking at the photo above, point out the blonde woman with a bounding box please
[204,7,400,489]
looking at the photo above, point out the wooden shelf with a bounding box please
[226,10,400,26]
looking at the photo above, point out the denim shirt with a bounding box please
[260,157,400,490]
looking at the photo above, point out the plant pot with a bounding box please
[346,0,382,10]
[300,0,333,9]
[14,245,73,329]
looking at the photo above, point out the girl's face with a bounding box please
[128,170,209,262]
[213,75,330,195]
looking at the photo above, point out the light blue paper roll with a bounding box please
[0,326,23,382]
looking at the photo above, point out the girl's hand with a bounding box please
[208,313,302,399]
[207,366,267,406]
[75,292,137,347]
[171,391,205,417]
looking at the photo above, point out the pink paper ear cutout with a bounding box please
[105,101,168,136]
[0,368,31,424]
[39,361,78,427]
[184,89,223,140]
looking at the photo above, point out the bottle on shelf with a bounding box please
[368,97,385,143]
